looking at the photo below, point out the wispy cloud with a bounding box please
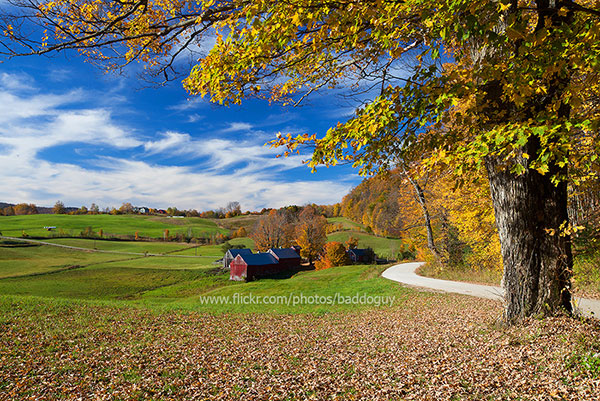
[143,131,308,175]
[221,122,253,133]
[168,97,207,111]
[0,77,355,210]
[0,72,36,91]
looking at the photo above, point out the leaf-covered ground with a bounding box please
[1,294,599,400]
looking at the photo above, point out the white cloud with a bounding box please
[187,113,203,123]
[0,81,356,211]
[144,131,190,154]
[221,122,253,133]
[168,97,207,111]
[143,131,309,176]
[0,72,35,91]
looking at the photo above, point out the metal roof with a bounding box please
[239,253,279,266]
[349,248,370,256]
[227,248,253,258]
[269,248,300,260]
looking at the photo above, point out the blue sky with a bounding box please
[0,52,363,211]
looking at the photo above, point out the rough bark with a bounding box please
[476,1,576,323]
[486,152,573,322]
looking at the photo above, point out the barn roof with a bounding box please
[239,253,279,266]
[227,248,253,258]
[269,248,300,260]
[349,248,369,257]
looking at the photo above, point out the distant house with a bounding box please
[268,248,301,269]
[230,253,281,281]
[348,248,374,264]
[223,248,253,269]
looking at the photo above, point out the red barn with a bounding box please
[229,253,281,281]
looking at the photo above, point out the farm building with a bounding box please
[230,253,282,281]
[348,248,375,264]
[223,248,253,269]
[268,248,302,269]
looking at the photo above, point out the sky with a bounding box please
[0,50,364,212]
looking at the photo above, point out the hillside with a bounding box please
[0,214,227,239]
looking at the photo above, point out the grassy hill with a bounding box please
[213,214,261,232]
[327,216,366,231]
[0,214,227,239]
[0,241,403,313]
[327,231,405,259]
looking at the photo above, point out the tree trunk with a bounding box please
[406,175,442,262]
[486,151,573,323]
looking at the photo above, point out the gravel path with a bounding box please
[382,262,600,319]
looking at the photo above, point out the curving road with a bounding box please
[382,262,600,319]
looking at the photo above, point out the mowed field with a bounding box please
[0,215,410,312]
[0,214,228,238]
[0,233,405,313]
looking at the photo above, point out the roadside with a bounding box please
[416,261,600,300]
[383,262,600,319]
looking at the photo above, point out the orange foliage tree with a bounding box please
[294,206,328,265]
[250,209,295,252]
[315,242,349,271]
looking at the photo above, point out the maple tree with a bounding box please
[250,209,295,252]
[294,205,328,265]
[315,241,349,270]
[3,0,600,321]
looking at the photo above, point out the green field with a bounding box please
[0,242,125,278]
[327,216,365,231]
[0,214,407,313]
[0,234,403,313]
[0,214,227,238]
[327,231,404,259]
[213,214,261,231]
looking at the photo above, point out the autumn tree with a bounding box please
[89,203,100,214]
[294,206,328,265]
[75,205,88,215]
[53,201,65,215]
[250,209,295,252]
[119,202,134,214]
[224,201,242,218]
[315,241,350,270]
[4,1,600,322]
[232,226,247,239]
[13,203,37,215]
[1,206,14,216]
[345,236,359,250]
